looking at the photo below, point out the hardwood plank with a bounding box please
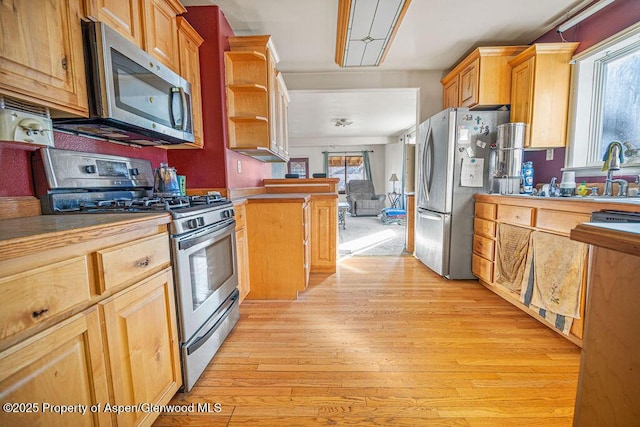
[154,257,579,426]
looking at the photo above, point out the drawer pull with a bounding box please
[32,308,49,318]
[135,257,150,268]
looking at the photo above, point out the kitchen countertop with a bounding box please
[570,222,640,256]
[241,192,338,203]
[0,213,171,261]
[475,193,640,214]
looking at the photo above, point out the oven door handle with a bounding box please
[186,290,239,355]
[178,219,235,251]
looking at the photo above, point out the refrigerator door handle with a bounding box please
[417,209,443,221]
[419,125,433,204]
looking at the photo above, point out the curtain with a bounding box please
[362,150,372,180]
[323,151,329,175]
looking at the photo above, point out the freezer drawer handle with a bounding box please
[418,210,443,221]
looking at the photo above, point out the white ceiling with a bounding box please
[183,0,587,146]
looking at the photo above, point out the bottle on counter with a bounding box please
[522,161,534,194]
[576,181,589,196]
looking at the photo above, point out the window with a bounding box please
[328,155,365,193]
[566,23,640,173]
[287,158,309,178]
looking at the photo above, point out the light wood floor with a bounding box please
[155,256,580,426]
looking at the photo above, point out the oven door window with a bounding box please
[189,233,234,309]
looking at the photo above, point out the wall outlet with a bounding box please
[237,160,242,173]
[546,149,554,161]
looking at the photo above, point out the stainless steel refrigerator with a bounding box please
[415,108,509,279]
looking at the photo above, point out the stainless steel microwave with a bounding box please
[54,21,195,146]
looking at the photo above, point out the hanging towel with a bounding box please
[519,244,573,336]
[495,223,532,292]
[528,231,587,318]
[601,141,624,172]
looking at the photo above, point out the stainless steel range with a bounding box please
[32,147,239,391]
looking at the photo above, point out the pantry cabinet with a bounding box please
[508,43,579,148]
[0,214,180,427]
[225,35,289,162]
[441,46,527,109]
[0,0,88,116]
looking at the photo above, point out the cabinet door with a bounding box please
[175,16,204,148]
[235,226,250,302]
[459,58,479,107]
[510,57,534,146]
[0,0,88,116]
[267,50,279,153]
[310,199,337,273]
[0,308,110,427]
[142,0,183,72]
[101,269,181,427]
[442,75,459,108]
[275,72,290,159]
[84,0,143,47]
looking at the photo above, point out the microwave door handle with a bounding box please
[179,86,188,131]
[169,87,187,130]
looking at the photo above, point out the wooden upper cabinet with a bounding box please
[0,0,88,116]
[458,57,479,107]
[441,46,528,109]
[84,0,143,47]
[225,35,289,162]
[142,0,186,73]
[170,16,205,149]
[509,43,579,148]
[442,74,459,109]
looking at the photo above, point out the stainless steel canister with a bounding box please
[494,122,527,178]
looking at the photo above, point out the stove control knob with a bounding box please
[84,165,97,174]
[186,219,198,229]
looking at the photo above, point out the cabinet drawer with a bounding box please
[474,218,496,238]
[475,202,496,220]
[0,256,92,341]
[497,205,534,227]
[473,234,495,261]
[97,233,170,293]
[536,209,591,235]
[472,254,494,283]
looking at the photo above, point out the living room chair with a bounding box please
[346,180,386,216]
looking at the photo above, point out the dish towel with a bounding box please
[601,141,624,172]
[495,223,532,292]
[519,232,587,335]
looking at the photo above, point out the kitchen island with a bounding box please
[570,222,640,426]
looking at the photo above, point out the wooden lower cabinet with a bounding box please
[101,268,181,427]
[0,307,111,427]
[310,197,337,273]
[233,200,250,302]
[0,214,180,426]
[245,197,310,299]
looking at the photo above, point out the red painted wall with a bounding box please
[528,0,640,183]
[534,0,640,52]
[0,133,167,197]
[167,6,271,190]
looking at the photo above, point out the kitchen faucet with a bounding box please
[602,142,629,196]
